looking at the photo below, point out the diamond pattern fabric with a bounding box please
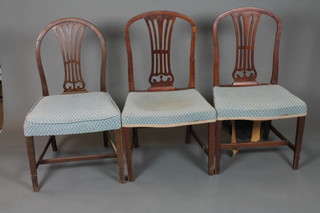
[24,92,121,136]
[213,85,307,120]
[121,89,216,127]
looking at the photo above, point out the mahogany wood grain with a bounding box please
[36,17,107,95]
[293,116,306,170]
[123,127,134,181]
[124,11,214,179]
[213,8,305,173]
[213,7,281,86]
[215,121,223,174]
[25,137,39,192]
[125,10,196,92]
[38,154,118,165]
[114,129,126,183]
[208,123,215,175]
[26,18,125,191]
[221,140,289,149]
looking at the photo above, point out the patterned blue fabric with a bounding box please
[122,89,216,127]
[24,92,121,136]
[213,85,307,120]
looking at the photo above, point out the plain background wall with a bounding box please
[0,0,319,136]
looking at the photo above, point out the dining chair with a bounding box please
[24,18,125,192]
[122,11,217,181]
[213,7,307,173]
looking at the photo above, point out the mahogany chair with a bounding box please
[24,18,125,192]
[122,11,216,181]
[213,7,307,174]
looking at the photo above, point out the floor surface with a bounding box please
[0,123,319,213]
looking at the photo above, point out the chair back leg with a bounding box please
[49,136,58,151]
[124,128,134,181]
[185,126,192,144]
[215,121,223,174]
[208,123,215,175]
[132,128,140,148]
[262,121,272,140]
[103,131,109,147]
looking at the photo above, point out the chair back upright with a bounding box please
[36,18,107,96]
[125,11,196,92]
[213,7,282,87]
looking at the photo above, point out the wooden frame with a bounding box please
[213,7,282,86]
[36,17,107,95]
[26,18,125,192]
[125,10,196,92]
[26,131,125,192]
[124,11,215,181]
[213,7,306,174]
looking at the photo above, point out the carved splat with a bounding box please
[126,11,196,92]
[52,22,87,93]
[231,12,261,84]
[144,15,176,89]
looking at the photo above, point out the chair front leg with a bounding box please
[293,116,306,170]
[114,129,125,183]
[124,128,134,181]
[25,136,39,192]
[208,123,215,175]
[215,121,223,174]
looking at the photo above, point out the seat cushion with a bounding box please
[121,89,216,127]
[213,85,307,120]
[24,92,121,136]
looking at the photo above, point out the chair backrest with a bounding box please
[125,11,196,92]
[36,18,107,96]
[213,7,282,86]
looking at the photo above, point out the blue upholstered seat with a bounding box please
[213,85,307,120]
[24,92,121,136]
[121,89,216,127]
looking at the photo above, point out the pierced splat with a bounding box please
[231,12,261,84]
[144,15,176,90]
[52,22,87,93]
